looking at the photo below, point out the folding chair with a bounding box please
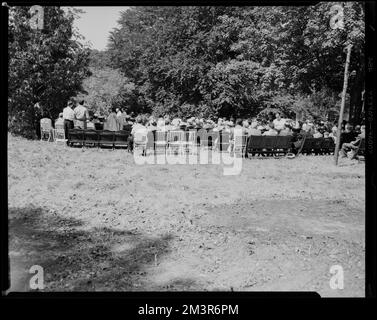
[133,131,148,155]
[54,123,64,130]
[53,125,67,144]
[40,118,53,142]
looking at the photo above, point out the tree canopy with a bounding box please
[8,4,365,139]
[8,6,91,138]
[103,4,364,121]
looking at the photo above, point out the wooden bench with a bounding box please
[320,138,335,155]
[68,129,84,147]
[68,129,132,149]
[84,130,99,147]
[246,136,293,156]
[98,130,115,148]
[300,137,323,155]
[114,130,130,148]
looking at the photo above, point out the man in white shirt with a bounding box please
[74,100,89,129]
[273,112,286,133]
[63,101,75,143]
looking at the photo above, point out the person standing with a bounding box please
[33,101,43,139]
[104,107,122,131]
[116,107,123,118]
[74,100,89,129]
[118,108,129,130]
[63,101,75,143]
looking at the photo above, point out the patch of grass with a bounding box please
[8,207,174,291]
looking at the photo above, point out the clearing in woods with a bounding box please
[7,134,365,296]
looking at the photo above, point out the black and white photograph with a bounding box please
[3,2,372,298]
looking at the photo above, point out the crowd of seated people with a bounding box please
[119,112,329,153]
[48,102,365,158]
[124,112,365,158]
[339,124,365,160]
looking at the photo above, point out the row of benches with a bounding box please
[68,129,130,148]
[67,129,343,156]
[246,136,364,157]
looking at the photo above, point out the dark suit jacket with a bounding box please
[340,131,357,145]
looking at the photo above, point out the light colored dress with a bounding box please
[104,113,121,131]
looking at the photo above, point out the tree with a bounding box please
[8,6,91,138]
[89,49,112,69]
[105,4,364,121]
[77,66,128,116]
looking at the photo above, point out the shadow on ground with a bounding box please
[8,207,188,291]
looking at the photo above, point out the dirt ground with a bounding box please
[7,134,365,296]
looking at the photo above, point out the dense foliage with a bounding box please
[8,6,91,138]
[103,4,364,121]
[8,4,365,139]
[78,66,127,116]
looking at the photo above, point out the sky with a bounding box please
[68,6,129,51]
